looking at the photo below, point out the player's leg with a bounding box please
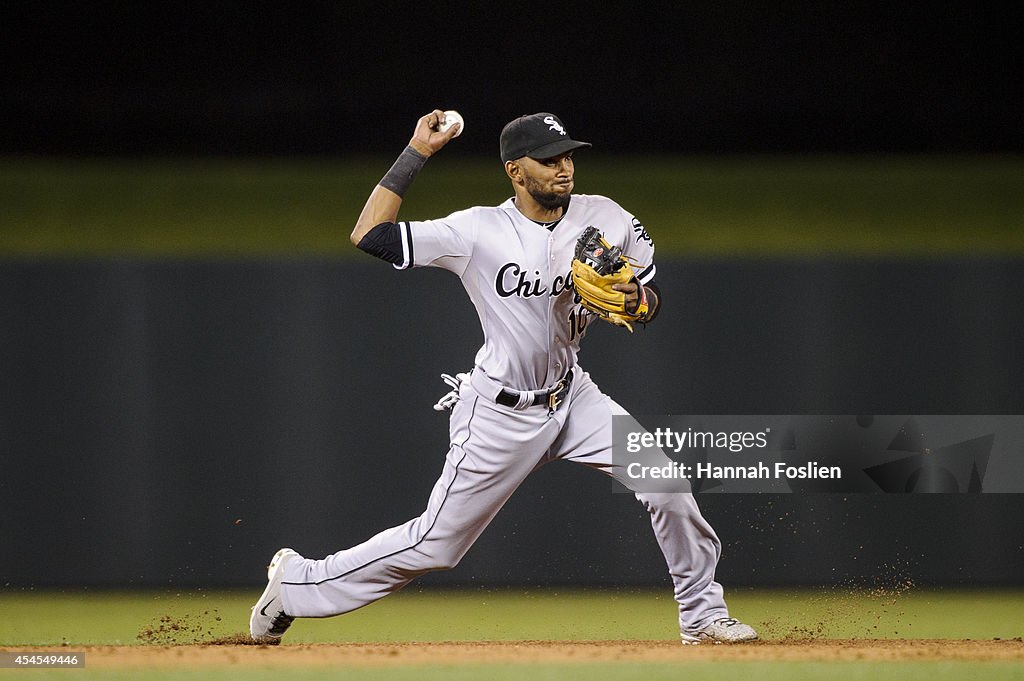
[547,371,735,635]
[276,385,560,618]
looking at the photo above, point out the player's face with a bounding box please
[521,153,574,212]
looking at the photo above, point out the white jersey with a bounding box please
[394,194,657,391]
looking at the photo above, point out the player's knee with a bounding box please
[422,545,465,571]
[430,555,462,571]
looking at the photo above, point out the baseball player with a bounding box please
[250,110,757,645]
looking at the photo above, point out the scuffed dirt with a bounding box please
[5,639,1022,668]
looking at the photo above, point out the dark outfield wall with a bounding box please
[2,258,1023,587]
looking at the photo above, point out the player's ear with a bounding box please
[504,160,523,184]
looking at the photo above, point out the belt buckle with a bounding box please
[547,379,567,411]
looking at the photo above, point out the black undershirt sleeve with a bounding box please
[356,222,404,265]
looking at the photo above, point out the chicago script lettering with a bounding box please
[495,262,574,299]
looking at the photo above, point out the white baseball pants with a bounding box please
[279,368,729,633]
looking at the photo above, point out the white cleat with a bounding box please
[680,617,759,645]
[249,548,300,644]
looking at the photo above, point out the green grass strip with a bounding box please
[1,156,1021,257]
[2,586,1021,646]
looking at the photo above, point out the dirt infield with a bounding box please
[5,639,1022,668]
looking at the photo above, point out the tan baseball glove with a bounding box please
[570,226,649,332]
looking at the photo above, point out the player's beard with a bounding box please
[524,175,571,213]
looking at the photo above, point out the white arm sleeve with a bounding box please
[396,208,478,276]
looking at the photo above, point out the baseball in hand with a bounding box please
[438,110,464,137]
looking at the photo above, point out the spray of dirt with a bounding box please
[137,610,227,645]
[759,563,917,642]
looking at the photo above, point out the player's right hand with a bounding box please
[409,109,461,157]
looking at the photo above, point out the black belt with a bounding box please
[496,368,574,409]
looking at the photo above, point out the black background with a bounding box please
[4,2,1022,155]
